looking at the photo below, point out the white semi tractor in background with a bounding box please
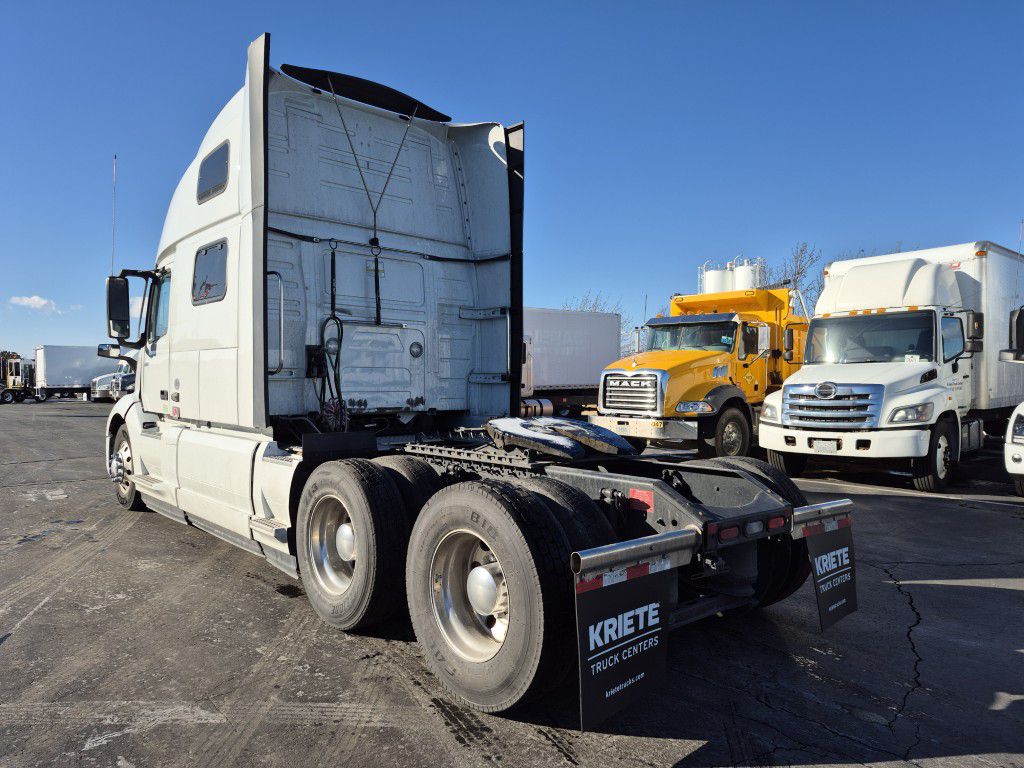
[760,242,1024,492]
[99,34,852,720]
[521,307,620,418]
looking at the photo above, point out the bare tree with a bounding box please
[561,290,635,355]
[766,242,823,314]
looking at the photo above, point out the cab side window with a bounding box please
[941,317,965,362]
[192,241,227,305]
[740,323,759,358]
[147,274,172,343]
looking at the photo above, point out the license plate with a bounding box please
[651,420,664,429]
[812,439,838,454]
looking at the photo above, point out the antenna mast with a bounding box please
[111,154,117,276]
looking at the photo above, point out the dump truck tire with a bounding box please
[512,475,617,550]
[297,459,407,630]
[704,456,811,607]
[712,407,751,457]
[766,449,808,478]
[406,480,574,712]
[371,455,443,531]
[113,426,147,511]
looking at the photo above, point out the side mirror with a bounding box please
[783,327,794,352]
[97,343,121,359]
[1002,307,1024,362]
[965,311,984,340]
[106,277,131,339]
[964,338,983,354]
[783,350,794,362]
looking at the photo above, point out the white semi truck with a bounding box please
[35,345,120,401]
[99,34,852,718]
[521,307,620,418]
[760,242,1024,492]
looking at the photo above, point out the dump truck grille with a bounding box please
[782,383,884,429]
[601,372,662,415]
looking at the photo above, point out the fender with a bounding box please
[704,384,751,419]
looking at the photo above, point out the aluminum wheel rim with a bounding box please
[430,530,509,662]
[936,434,950,479]
[116,438,133,495]
[307,495,356,596]
[722,420,743,455]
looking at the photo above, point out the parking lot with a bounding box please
[0,401,1021,767]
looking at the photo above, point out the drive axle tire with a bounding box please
[512,475,617,551]
[766,449,808,478]
[911,421,955,493]
[706,456,811,608]
[371,454,443,531]
[1014,477,1024,497]
[406,480,575,713]
[297,459,408,630]
[113,426,147,511]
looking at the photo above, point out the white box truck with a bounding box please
[35,345,119,401]
[520,307,619,417]
[760,242,1024,491]
[97,34,853,721]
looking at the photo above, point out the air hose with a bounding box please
[318,244,346,431]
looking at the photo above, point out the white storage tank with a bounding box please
[733,262,757,290]
[703,269,733,294]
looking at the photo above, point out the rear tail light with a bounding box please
[718,525,739,542]
[767,516,786,530]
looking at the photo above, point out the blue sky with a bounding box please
[2,1,1023,357]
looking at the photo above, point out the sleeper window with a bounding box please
[197,141,229,203]
[192,241,227,305]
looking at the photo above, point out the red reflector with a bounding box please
[718,526,739,542]
[767,516,786,530]
[706,522,719,538]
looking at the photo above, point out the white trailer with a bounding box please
[521,307,619,417]
[98,34,853,722]
[760,241,1024,491]
[35,345,119,401]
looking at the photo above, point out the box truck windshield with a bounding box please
[804,310,935,364]
[648,322,736,352]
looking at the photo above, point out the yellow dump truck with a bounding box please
[589,286,806,456]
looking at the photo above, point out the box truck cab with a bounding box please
[590,280,806,457]
[760,242,1024,492]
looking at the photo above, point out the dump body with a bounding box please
[590,287,805,453]
[760,242,1024,488]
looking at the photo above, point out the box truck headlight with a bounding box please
[676,401,713,415]
[1012,414,1024,445]
[888,403,934,423]
[762,403,778,421]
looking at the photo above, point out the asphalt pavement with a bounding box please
[1,401,1022,767]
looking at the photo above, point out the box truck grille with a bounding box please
[782,383,884,429]
[601,373,661,415]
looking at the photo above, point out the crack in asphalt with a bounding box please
[671,665,913,764]
[866,562,925,762]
